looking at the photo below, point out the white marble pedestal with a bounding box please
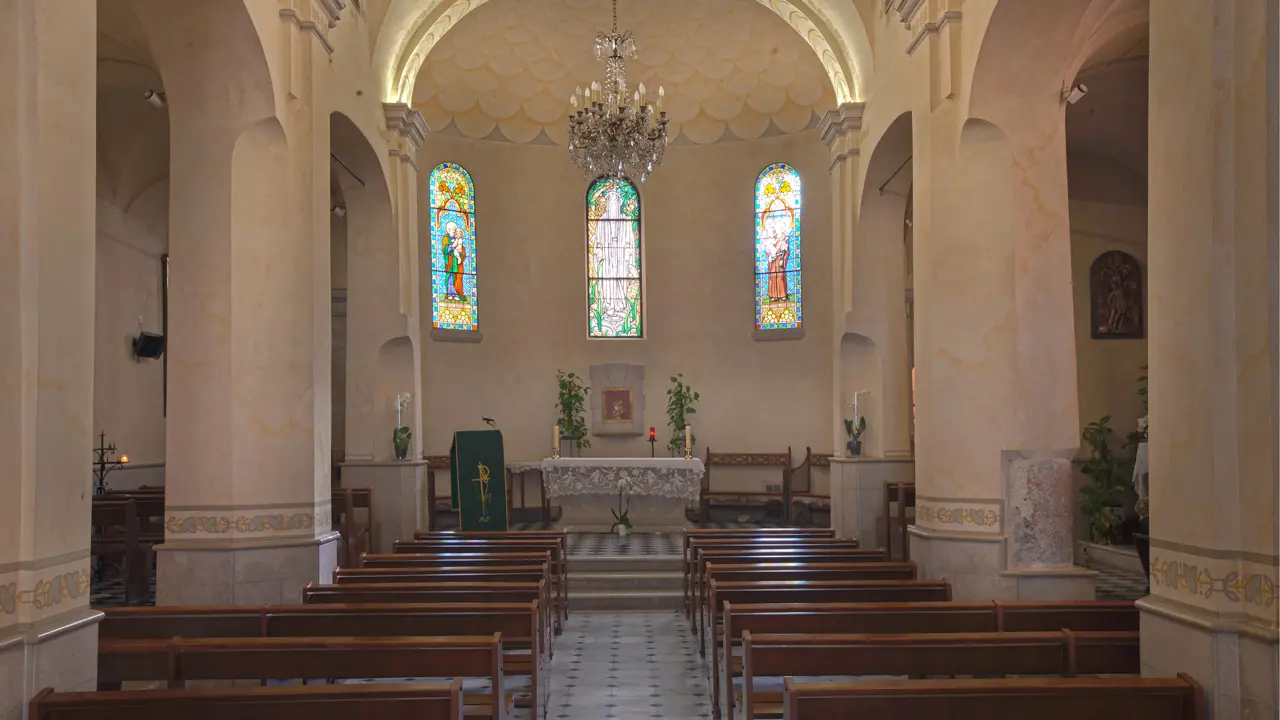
[829,456,916,549]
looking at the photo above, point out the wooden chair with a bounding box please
[30,680,464,720]
[787,448,832,526]
[90,498,148,605]
[884,481,915,561]
[697,449,793,522]
[424,455,452,530]
[330,489,358,568]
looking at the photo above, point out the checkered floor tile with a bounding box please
[1080,560,1150,601]
[90,571,155,608]
[567,532,681,558]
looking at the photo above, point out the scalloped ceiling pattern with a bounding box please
[411,0,837,145]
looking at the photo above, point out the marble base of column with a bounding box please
[0,607,102,714]
[340,461,427,553]
[910,527,1097,600]
[829,457,915,549]
[1138,594,1278,719]
[155,534,341,605]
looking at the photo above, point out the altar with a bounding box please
[540,457,704,532]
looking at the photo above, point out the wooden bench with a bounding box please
[718,600,1141,719]
[681,529,835,615]
[698,562,915,641]
[413,531,569,622]
[98,601,546,718]
[302,581,551,641]
[699,450,794,522]
[91,498,148,605]
[97,636,506,720]
[786,448,832,526]
[31,680,463,720]
[704,579,954,714]
[781,674,1203,720]
[394,539,566,632]
[736,630,1140,719]
[688,547,883,620]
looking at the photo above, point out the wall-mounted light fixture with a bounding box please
[144,89,166,108]
[1062,83,1088,105]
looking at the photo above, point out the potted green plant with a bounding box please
[555,370,590,456]
[666,374,699,456]
[393,392,413,460]
[611,479,633,537]
[1078,415,1132,544]
[844,417,866,457]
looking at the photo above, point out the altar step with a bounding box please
[567,555,683,612]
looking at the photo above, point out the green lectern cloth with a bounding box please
[449,430,508,530]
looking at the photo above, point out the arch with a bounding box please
[375,336,418,460]
[967,0,1147,130]
[586,176,643,338]
[375,0,872,106]
[429,163,479,332]
[755,163,804,332]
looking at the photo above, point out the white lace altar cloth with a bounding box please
[540,458,704,501]
[506,461,545,474]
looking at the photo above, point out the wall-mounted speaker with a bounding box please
[132,332,166,360]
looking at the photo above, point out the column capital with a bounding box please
[383,102,427,169]
[279,0,347,55]
[818,102,864,169]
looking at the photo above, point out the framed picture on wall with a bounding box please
[1089,250,1144,339]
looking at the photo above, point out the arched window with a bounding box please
[586,176,642,338]
[430,162,478,333]
[755,163,803,332]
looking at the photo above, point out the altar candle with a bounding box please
[554,425,560,452]
[649,427,656,441]
[684,424,691,452]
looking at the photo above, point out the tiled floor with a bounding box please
[568,532,681,557]
[551,611,710,720]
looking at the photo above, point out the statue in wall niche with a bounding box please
[1090,250,1144,339]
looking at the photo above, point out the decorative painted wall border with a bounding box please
[165,512,317,536]
[0,559,92,628]
[914,496,1003,534]
[1148,543,1279,626]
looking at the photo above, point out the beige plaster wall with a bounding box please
[416,132,834,491]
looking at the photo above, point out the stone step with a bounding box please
[569,590,683,612]
[567,556,683,574]
[569,571,683,592]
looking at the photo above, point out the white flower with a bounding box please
[1137,416,1148,434]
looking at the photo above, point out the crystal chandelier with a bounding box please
[567,0,669,182]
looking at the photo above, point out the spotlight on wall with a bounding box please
[1062,83,1088,105]
[144,90,167,108]
[132,331,166,360]
[331,205,347,218]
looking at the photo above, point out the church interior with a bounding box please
[2,0,1277,718]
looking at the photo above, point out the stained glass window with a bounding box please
[587,176,642,338]
[754,163,803,331]
[430,163,478,332]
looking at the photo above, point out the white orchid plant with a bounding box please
[844,389,868,442]
[611,477,633,532]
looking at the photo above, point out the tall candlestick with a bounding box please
[554,425,560,453]
[684,425,691,452]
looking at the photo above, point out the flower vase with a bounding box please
[617,525,628,538]
[394,445,408,461]
[847,439,862,457]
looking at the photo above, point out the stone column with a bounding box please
[1139,2,1279,717]
[906,3,1093,600]
[0,0,102,712]
[141,1,341,604]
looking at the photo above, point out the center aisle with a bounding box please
[549,611,711,720]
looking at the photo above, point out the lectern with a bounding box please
[449,429,508,530]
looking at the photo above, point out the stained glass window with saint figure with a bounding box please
[755,163,803,330]
[430,162,478,332]
[587,176,642,338]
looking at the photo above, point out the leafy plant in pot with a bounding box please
[555,370,591,457]
[844,417,866,457]
[666,374,699,457]
[393,392,413,460]
[1078,415,1133,544]
[611,479,633,537]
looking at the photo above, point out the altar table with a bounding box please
[540,458,705,532]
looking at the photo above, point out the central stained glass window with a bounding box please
[430,162,478,332]
[755,163,803,331]
[587,176,642,338]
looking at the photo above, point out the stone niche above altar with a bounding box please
[589,363,645,436]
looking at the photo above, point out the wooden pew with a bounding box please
[704,580,953,715]
[394,539,566,632]
[686,536,860,622]
[98,602,546,718]
[97,636,506,720]
[698,450,793,522]
[681,528,835,615]
[884,481,915,561]
[349,488,374,552]
[335,567,547,586]
[781,674,1204,720]
[302,581,551,642]
[331,489,361,569]
[413,531,569,621]
[737,630,1140,719]
[690,548,886,631]
[717,600,1140,719]
[91,498,148,605]
[785,448,832,526]
[30,680,464,720]
[688,547,885,622]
